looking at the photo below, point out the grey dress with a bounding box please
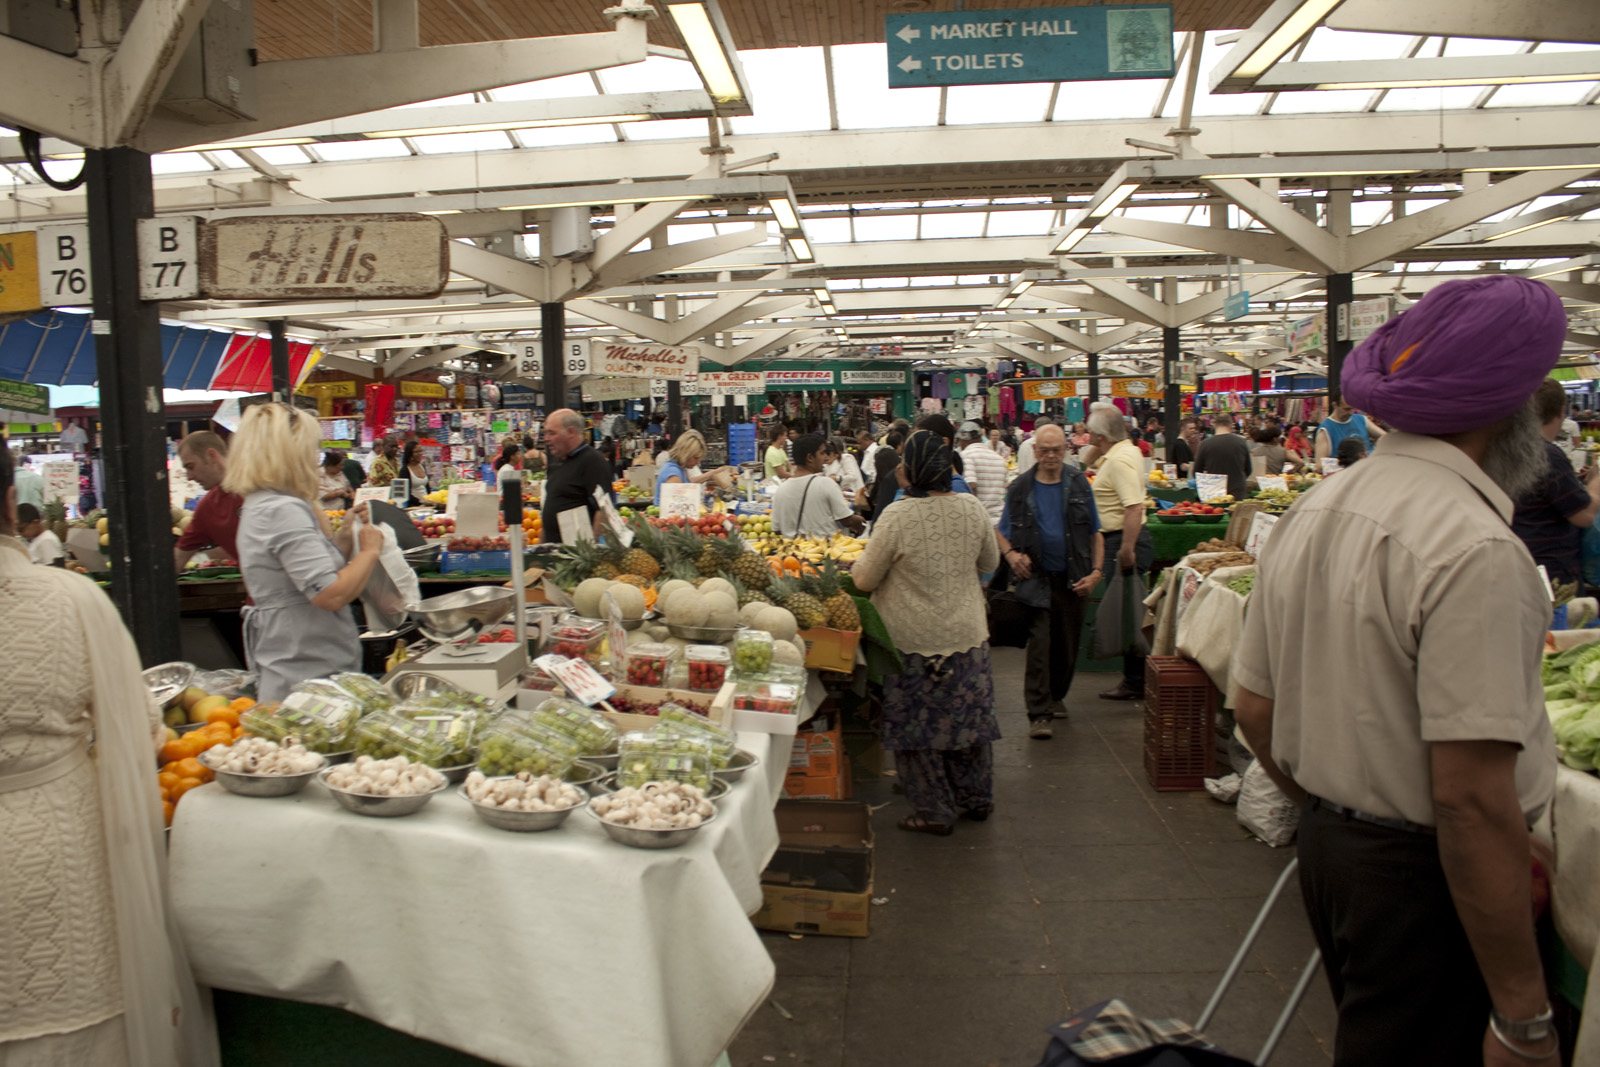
[238,490,361,702]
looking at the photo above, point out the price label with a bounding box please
[602,591,629,683]
[1196,473,1230,503]
[36,224,91,307]
[354,486,391,505]
[593,485,632,547]
[659,481,700,521]
[1258,475,1288,493]
[137,216,201,300]
[532,654,615,706]
[1245,512,1278,557]
[1320,457,1341,476]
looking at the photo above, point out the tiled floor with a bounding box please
[728,648,1337,1067]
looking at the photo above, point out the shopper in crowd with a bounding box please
[173,431,244,570]
[1015,415,1050,474]
[986,427,1011,460]
[772,434,866,538]
[1168,417,1201,477]
[1335,437,1366,469]
[539,408,615,544]
[486,442,523,487]
[1233,276,1567,1067]
[655,430,727,505]
[226,404,382,703]
[958,421,1007,524]
[1194,414,1252,500]
[868,431,906,525]
[851,430,1001,834]
[763,425,793,481]
[1314,395,1385,466]
[17,502,65,566]
[1512,377,1600,588]
[342,451,366,493]
[11,450,42,511]
[823,437,864,496]
[994,424,1102,739]
[1284,424,1312,463]
[1248,424,1304,489]
[318,449,354,511]
[367,437,400,490]
[1086,407,1152,702]
[913,413,974,495]
[857,430,879,486]
[522,433,547,474]
[400,440,431,505]
[0,450,219,1067]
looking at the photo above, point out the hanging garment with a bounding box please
[931,372,950,399]
[1000,387,1017,420]
[948,374,967,400]
[1064,397,1085,424]
[920,396,942,414]
[987,390,1001,416]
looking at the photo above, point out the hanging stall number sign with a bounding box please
[36,224,91,307]
[137,217,201,300]
[586,340,698,381]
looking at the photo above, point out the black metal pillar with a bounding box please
[269,319,292,401]
[1251,369,1262,415]
[1087,352,1100,405]
[84,147,179,666]
[1326,272,1353,404]
[1162,326,1181,455]
[723,394,736,432]
[540,302,565,411]
[666,379,683,438]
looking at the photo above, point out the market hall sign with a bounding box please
[0,376,51,416]
[839,370,910,386]
[587,341,700,380]
[766,370,835,386]
[400,381,448,399]
[886,5,1174,88]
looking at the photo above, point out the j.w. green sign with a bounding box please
[0,377,51,417]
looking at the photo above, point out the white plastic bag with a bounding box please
[1177,565,1252,695]
[350,514,422,632]
[1237,760,1300,847]
[1205,773,1242,805]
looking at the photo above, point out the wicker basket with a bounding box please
[1143,656,1217,791]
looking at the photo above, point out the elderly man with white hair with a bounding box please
[1087,405,1151,702]
[539,408,615,543]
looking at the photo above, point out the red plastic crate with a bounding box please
[1143,655,1217,791]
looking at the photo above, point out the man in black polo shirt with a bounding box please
[540,408,615,543]
[1513,377,1600,586]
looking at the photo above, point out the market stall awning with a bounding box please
[0,310,235,390]
[206,335,320,392]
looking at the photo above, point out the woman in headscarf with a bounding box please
[1284,425,1311,464]
[867,430,905,527]
[850,430,1002,835]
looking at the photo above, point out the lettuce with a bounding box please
[1563,642,1600,691]
[1554,706,1600,771]
[1546,682,1578,703]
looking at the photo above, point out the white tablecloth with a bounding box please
[170,727,795,1067]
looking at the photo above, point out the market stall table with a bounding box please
[170,721,802,1067]
[1147,518,1232,563]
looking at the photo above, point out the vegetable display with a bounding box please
[464,771,585,812]
[202,737,323,776]
[591,782,715,830]
[1226,573,1256,597]
[324,755,446,797]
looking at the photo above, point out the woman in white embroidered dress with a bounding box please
[0,451,217,1065]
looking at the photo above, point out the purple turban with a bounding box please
[1341,276,1567,435]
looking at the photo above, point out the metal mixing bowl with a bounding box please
[408,587,518,646]
[586,802,718,849]
[439,762,476,784]
[201,750,327,797]
[714,749,761,783]
[666,622,742,643]
[318,768,448,817]
[561,759,609,793]
[591,774,730,803]
[459,780,588,832]
[143,662,195,708]
[387,671,462,701]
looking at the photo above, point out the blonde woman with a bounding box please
[653,430,736,505]
[224,404,384,701]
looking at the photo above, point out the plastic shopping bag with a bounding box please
[351,513,422,632]
[1092,567,1151,661]
[1237,760,1299,847]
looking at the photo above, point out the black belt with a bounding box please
[1308,795,1544,836]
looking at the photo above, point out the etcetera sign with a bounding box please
[586,340,700,381]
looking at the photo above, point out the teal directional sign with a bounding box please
[886,5,1174,88]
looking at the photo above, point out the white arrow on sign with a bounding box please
[895,24,921,43]
[897,56,922,73]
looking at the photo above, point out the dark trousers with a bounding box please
[895,745,994,824]
[1100,527,1153,691]
[1024,573,1086,720]
[1298,799,1490,1067]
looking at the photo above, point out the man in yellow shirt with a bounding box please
[1088,406,1151,701]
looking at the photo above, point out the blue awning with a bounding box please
[0,310,232,391]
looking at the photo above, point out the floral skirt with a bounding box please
[879,644,1000,752]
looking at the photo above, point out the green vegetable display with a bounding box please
[476,718,581,778]
[616,732,714,791]
[1541,639,1600,771]
[1227,573,1256,597]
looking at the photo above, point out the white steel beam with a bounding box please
[1252,51,1600,93]
[1326,0,1600,43]
[0,37,95,144]
[587,225,770,291]
[102,0,214,146]
[1098,215,1331,274]
[708,328,824,367]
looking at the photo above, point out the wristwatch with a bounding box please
[1491,1005,1554,1046]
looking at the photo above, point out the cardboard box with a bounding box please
[798,627,860,674]
[789,717,842,779]
[753,800,874,938]
[505,568,550,603]
[784,761,851,799]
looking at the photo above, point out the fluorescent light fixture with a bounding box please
[996,295,1018,309]
[770,197,803,232]
[787,237,814,261]
[812,288,831,303]
[420,209,464,216]
[1052,227,1093,254]
[1312,73,1598,91]
[1008,279,1036,297]
[1484,216,1565,242]
[1462,164,1597,173]
[1199,168,1421,180]
[365,117,651,138]
[820,302,837,315]
[186,137,315,151]
[666,2,750,108]
[1086,183,1140,219]
[1234,0,1347,80]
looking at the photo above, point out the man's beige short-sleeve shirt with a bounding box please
[1094,440,1145,532]
[1232,432,1557,826]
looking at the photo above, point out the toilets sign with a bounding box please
[886,5,1173,88]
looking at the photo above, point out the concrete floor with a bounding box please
[729,647,1337,1067]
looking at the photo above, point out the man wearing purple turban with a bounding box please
[1231,275,1568,1067]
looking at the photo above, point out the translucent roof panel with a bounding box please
[412,131,516,154]
[804,217,855,244]
[984,209,1056,237]
[150,152,216,174]
[1296,29,1416,63]
[830,44,941,129]
[1488,81,1600,108]
[513,124,619,147]
[919,212,987,239]
[1443,37,1533,57]
[314,138,412,160]
[944,83,1053,125]
[494,72,602,101]
[612,118,706,141]
[1377,86,1491,111]
[852,214,919,241]
[729,48,832,134]
[250,145,316,165]
[1271,89,1390,113]
[1053,79,1165,120]
[596,56,702,94]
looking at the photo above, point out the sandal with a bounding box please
[898,814,954,836]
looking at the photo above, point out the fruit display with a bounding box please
[202,737,323,776]
[616,732,714,791]
[1160,502,1227,519]
[475,717,581,778]
[733,630,774,674]
[354,710,473,768]
[591,782,714,830]
[446,535,510,552]
[464,770,585,812]
[654,705,736,768]
[606,693,711,718]
[157,703,254,826]
[625,643,680,687]
[416,514,456,539]
[519,508,542,540]
[329,672,397,716]
[744,532,866,567]
[542,618,608,665]
[521,697,619,757]
[1250,487,1300,513]
[768,575,827,631]
[324,755,446,797]
[684,645,729,691]
[163,684,251,731]
[1193,539,1245,554]
[241,690,360,754]
[518,664,570,699]
[324,508,348,531]
[475,628,520,644]
[732,679,801,718]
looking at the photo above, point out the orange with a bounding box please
[162,800,175,827]
[170,777,204,800]
[159,740,187,764]
[172,757,206,780]
[228,696,256,713]
[158,771,181,793]
[202,706,240,728]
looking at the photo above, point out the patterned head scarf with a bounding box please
[902,429,953,497]
[1341,276,1566,435]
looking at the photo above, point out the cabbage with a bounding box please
[1564,642,1600,691]
[1553,705,1600,771]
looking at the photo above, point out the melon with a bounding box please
[665,588,709,627]
[701,591,738,629]
[698,577,735,600]
[607,583,646,620]
[792,636,808,662]
[574,578,613,619]
[642,624,671,643]
[771,640,804,668]
[738,601,767,627]
[753,606,798,643]
[657,579,693,605]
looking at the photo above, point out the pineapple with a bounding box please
[620,516,664,581]
[550,539,609,589]
[726,573,772,609]
[42,500,68,542]
[694,538,725,577]
[728,543,772,591]
[770,575,826,631]
[813,560,861,631]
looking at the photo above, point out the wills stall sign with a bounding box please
[200,213,449,300]
[586,341,700,381]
